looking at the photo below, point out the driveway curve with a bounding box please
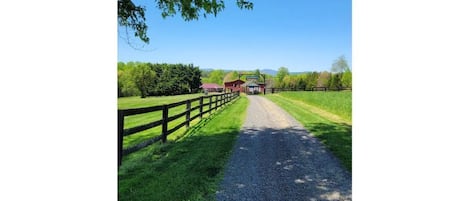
[216,95,351,201]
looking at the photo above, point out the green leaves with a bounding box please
[118,0,254,44]
[117,62,202,97]
[331,55,350,73]
[132,63,156,98]
[118,0,149,43]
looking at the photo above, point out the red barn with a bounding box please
[224,79,245,93]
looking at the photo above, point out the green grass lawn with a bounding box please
[266,92,352,171]
[118,93,228,149]
[118,95,248,201]
[274,91,352,122]
[118,94,204,109]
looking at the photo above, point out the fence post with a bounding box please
[199,96,203,119]
[209,96,212,114]
[118,110,124,167]
[185,100,191,128]
[162,105,168,143]
[219,94,222,107]
[222,93,225,106]
[215,95,218,110]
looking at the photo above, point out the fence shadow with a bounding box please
[303,122,352,171]
[216,126,352,201]
[118,129,240,201]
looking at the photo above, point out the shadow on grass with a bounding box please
[304,122,352,171]
[119,131,239,201]
[216,126,352,201]
[119,99,245,201]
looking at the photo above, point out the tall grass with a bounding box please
[276,91,352,122]
[118,96,248,201]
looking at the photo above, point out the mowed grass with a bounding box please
[118,94,204,109]
[118,96,248,201]
[118,93,225,148]
[275,91,352,122]
[266,92,352,171]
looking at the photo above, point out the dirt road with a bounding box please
[216,95,352,201]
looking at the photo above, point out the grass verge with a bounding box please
[266,94,351,171]
[275,91,352,122]
[118,96,248,201]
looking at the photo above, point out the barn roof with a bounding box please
[201,83,223,89]
[224,79,245,85]
[241,80,259,87]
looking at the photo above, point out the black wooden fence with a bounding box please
[118,91,240,166]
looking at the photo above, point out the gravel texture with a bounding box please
[216,96,352,201]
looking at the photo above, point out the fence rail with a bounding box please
[118,91,240,166]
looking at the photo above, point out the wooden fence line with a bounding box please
[118,91,240,166]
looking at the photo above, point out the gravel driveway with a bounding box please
[216,95,351,201]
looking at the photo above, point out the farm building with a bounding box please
[224,78,265,94]
[241,81,265,94]
[201,83,223,92]
[224,79,245,92]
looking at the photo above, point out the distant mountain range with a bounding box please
[260,69,277,76]
[200,68,309,76]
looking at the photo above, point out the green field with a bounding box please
[118,96,248,201]
[118,94,204,109]
[118,93,225,148]
[273,91,352,122]
[266,91,352,171]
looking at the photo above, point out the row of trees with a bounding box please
[274,56,352,90]
[274,70,352,90]
[200,67,352,91]
[203,69,266,85]
[118,62,202,98]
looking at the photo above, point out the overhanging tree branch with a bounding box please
[118,0,253,44]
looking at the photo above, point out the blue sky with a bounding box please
[118,0,351,72]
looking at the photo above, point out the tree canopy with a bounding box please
[331,55,350,73]
[118,0,254,44]
[118,62,202,97]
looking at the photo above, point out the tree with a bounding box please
[132,63,156,98]
[281,75,291,89]
[254,68,264,82]
[275,67,289,88]
[208,69,225,85]
[317,71,330,88]
[331,55,350,73]
[297,75,307,90]
[118,0,254,44]
[306,71,320,89]
[341,69,352,88]
[223,71,240,83]
[188,65,202,93]
[118,62,139,97]
[329,73,343,90]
